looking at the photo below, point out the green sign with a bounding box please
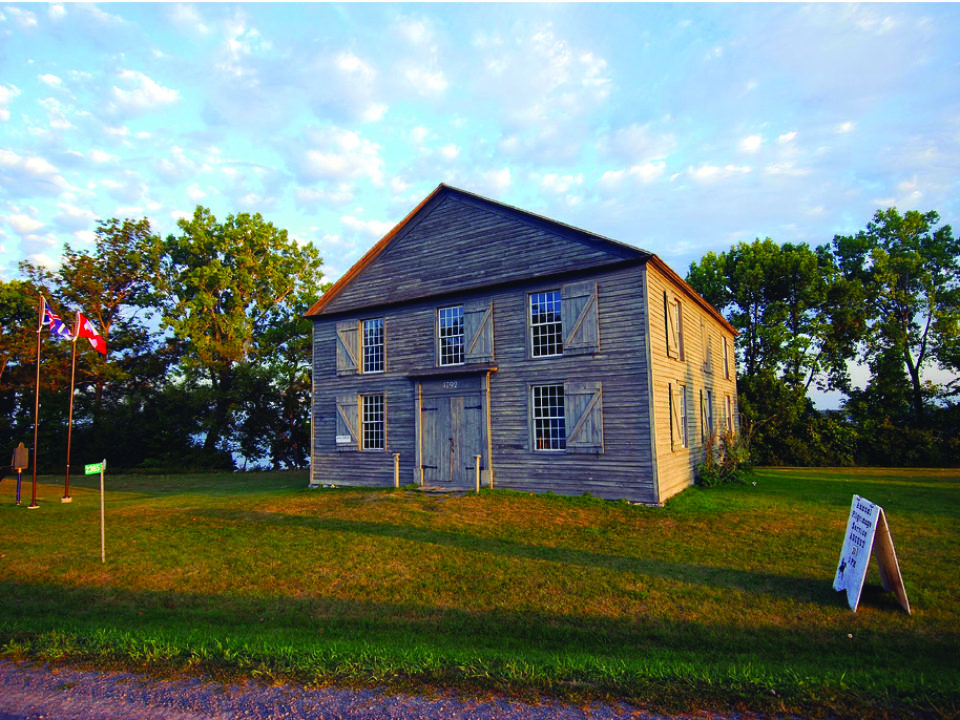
[84,462,103,475]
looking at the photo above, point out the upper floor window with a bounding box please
[438,306,464,366]
[530,290,563,357]
[723,337,731,380]
[362,318,384,373]
[665,292,684,360]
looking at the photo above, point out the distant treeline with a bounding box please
[0,209,326,472]
[686,208,959,467]
[2,205,957,473]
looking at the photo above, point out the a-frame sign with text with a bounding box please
[833,495,910,613]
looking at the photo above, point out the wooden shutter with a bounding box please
[336,320,359,376]
[564,380,604,453]
[669,383,684,450]
[665,292,679,358]
[562,281,599,355]
[464,300,494,363]
[335,394,359,451]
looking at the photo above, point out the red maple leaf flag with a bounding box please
[76,312,107,355]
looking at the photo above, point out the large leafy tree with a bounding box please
[158,207,323,457]
[687,238,856,391]
[832,208,960,428]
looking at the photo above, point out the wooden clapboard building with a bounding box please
[306,184,738,504]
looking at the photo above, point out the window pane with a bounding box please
[438,306,464,366]
[530,291,562,357]
[362,318,384,373]
[533,384,566,450]
[362,394,384,450]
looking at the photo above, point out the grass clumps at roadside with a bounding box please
[1,468,958,719]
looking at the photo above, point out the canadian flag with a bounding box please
[76,312,107,355]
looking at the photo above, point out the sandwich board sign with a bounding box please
[833,495,910,613]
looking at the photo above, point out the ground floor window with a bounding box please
[532,384,566,450]
[362,394,385,450]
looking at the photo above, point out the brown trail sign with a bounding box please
[833,495,911,613]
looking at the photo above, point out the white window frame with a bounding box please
[361,393,385,450]
[437,305,465,366]
[361,318,384,374]
[530,290,563,358]
[532,383,566,451]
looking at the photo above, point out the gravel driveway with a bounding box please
[0,660,756,720]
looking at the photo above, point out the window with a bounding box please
[665,292,684,360]
[532,384,566,450]
[530,290,563,357]
[438,306,464,366]
[362,318,384,373]
[361,394,384,450]
[701,389,714,442]
[723,337,731,380]
[669,383,688,450]
[725,394,734,433]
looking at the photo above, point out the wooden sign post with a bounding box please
[85,460,106,564]
[833,495,910,613]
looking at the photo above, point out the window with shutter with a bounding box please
[664,292,680,359]
[564,380,604,453]
[669,383,687,450]
[335,394,359,451]
[561,281,599,356]
[336,321,359,376]
[463,300,494,363]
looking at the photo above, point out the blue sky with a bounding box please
[2,2,959,292]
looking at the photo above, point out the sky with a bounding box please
[2,2,959,293]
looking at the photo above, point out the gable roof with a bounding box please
[306,183,649,318]
[305,183,735,335]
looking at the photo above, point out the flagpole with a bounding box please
[29,295,44,510]
[63,312,79,503]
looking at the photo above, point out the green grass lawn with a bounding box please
[0,467,957,719]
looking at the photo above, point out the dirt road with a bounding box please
[0,660,697,720]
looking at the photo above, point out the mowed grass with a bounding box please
[0,468,957,719]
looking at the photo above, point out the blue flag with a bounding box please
[42,305,72,340]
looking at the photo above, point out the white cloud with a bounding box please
[88,149,117,164]
[482,168,511,194]
[0,148,68,195]
[336,52,376,84]
[341,214,393,239]
[404,67,448,96]
[599,162,667,190]
[5,6,37,29]
[54,203,96,231]
[739,134,763,153]
[48,4,65,20]
[837,121,856,134]
[440,144,460,161]
[39,74,63,88]
[8,213,45,234]
[410,126,429,145]
[170,4,209,34]
[360,103,387,123]
[778,131,798,144]
[601,123,676,164]
[765,162,810,177]
[688,164,752,182]
[298,128,384,185]
[0,84,20,121]
[111,69,179,114]
[539,173,583,194]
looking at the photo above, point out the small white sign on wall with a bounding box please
[833,495,911,614]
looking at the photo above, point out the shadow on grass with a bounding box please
[199,508,841,608]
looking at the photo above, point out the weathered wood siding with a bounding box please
[320,193,640,315]
[645,263,739,502]
[311,262,658,502]
[485,264,656,502]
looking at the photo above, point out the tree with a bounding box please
[158,207,323,457]
[687,238,856,391]
[832,209,960,428]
